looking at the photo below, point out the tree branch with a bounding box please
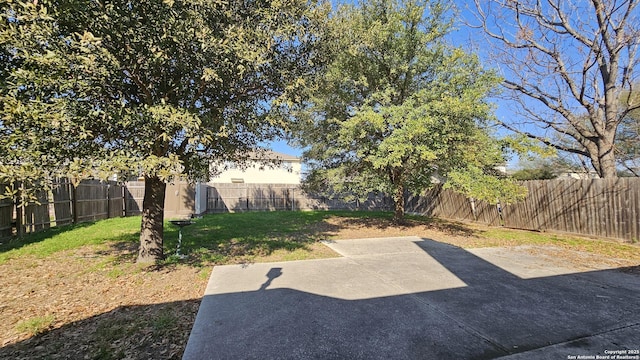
[499,120,589,157]
[123,69,153,105]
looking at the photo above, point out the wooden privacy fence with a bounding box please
[205,183,392,213]
[0,179,126,238]
[407,178,640,242]
[502,178,639,241]
[124,181,145,216]
[0,179,195,238]
[0,193,13,238]
[406,186,501,226]
[3,177,639,243]
[124,181,196,218]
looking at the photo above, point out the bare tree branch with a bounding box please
[471,0,640,177]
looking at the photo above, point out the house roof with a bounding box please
[250,150,300,162]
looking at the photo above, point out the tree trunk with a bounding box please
[392,181,405,224]
[137,175,167,263]
[597,141,618,178]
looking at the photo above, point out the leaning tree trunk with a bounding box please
[137,175,167,263]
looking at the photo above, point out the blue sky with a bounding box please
[269,139,302,158]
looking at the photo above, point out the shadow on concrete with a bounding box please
[184,238,640,359]
[259,267,283,291]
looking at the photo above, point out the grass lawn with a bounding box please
[0,210,638,359]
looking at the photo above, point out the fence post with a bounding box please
[15,204,24,237]
[124,182,130,216]
[469,197,478,221]
[106,182,111,219]
[496,201,504,226]
[72,184,78,224]
[205,186,209,213]
[14,184,24,237]
[121,184,125,217]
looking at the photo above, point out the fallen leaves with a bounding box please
[0,243,208,359]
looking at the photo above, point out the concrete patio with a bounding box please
[184,236,640,359]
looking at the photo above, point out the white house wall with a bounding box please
[210,161,302,184]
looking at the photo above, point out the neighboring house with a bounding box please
[494,164,508,175]
[555,170,600,180]
[209,150,302,185]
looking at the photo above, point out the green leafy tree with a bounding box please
[511,168,557,181]
[294,0,524,222]
[2,0,325,262]
[0,1,109,205]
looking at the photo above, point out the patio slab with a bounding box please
[183,236,640,359]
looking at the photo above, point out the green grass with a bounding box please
[475,226,640,260]
[2,210,637,265]
[15,315,55,336]
[169,211,352,264]
[0,210,374,265]
[0,216,141,264]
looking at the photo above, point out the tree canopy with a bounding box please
[0,1,108,204]
[294,0,525,222]
[1,0,326,261]
[511,159,559,181]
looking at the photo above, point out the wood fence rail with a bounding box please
[205,183,392,213]
[407,178,640,242]
[0,179,126,238]
[2,178,638,243]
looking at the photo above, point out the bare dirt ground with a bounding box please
[0,243,208,360]
[1,216,638,360]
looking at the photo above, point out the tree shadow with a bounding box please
[0,299,201,360]
[160,212,343,266]
[94,238,140,264]
[4,236,638,360]
[319,211,478,237]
